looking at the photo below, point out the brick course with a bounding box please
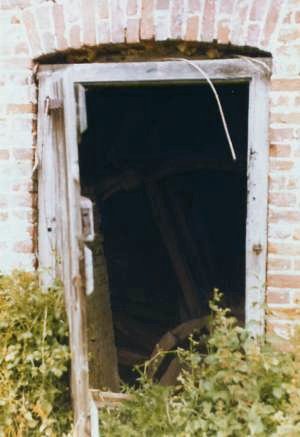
[0,0,299,334]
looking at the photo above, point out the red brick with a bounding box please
[269,307,300,320]
[36,3,52,29]
[97,21,110,43]
[268,242,300,256]
[261,0,284,47]
[188,0,200,13]
[268,258,292,271]
[279,28,300,43]
[0,242,8,251]
[271,113,300,124]
[14,241,33,254]
[170,0,184,38]
[269,210,300,224]
[0,195,7,208]
[201,0,215,41]
[40,31,55,53]
[12,148,34,160]
[250,0,267,20]
[269,159,294,172]
[247,23,261,46]
[141,0,155,40]
[269,175,286,190]
[22,9,42,56]
[126,18,140,43]
[157,0,169,10]
[0,150,9,160]
[127,0,137,15]
[11,193,32,208]
[269,144,291,157]
[69,24,81,49]
[270,128,294,142]
[185,15,199,41]
[219,0,234,15]
[53,3,68,50]
[272,78,300,91]
[0,212,8,222]
[99,0,109,19]
[267,290,290,304]
[230,2,249,45]
[111,0,125,43]
[269,192,296,207]
[14,42,29,56]
[81,0,96,45]
[217,20,230,44]
[268,274,300,289]
[7,103,35,114]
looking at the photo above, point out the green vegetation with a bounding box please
[1,272,300,436]
[101,291,300,437]
[0,271,72,436]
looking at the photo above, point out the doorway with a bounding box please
[78,82,249,386]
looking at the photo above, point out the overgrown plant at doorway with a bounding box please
[0,271,72,436]
[101,291,300,437]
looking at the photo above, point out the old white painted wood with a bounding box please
[37,75,57,286]
[37,69,91,436]
[39,58,271,84]
[246,72,270,335]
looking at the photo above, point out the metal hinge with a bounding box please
[44,96,63,115]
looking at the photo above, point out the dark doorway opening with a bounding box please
[79,82,249,387]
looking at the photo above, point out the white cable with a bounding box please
[165,58,237,161]
[237,55,271,73]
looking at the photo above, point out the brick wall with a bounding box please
[0,0,299,334]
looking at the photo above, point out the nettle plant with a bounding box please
[101,291,300,437]
[0,271,72,436]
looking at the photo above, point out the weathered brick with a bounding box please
[271,112,300,124]
[269,159,294,171]
[99,0,109,19]
[269,242,300,256]
[270,144,291,157]
[157,0,169,10]
[249,0,267,21]
[185,15,199,41]
[141,0,154,40]
[22,9,42,56]
[217,20,230,44]
[268,258,292,271]
[271,78,300,91]
[53,3,68,50]
[269,209,300,224]
[247,22,261,46]
[69,24,81,48]
[81,0,96,45]
[14,240,33,254]
[269,192,296,207]
[270,128,294,142]
[97,20,110,43]
[261,0,284,47]
[219,0,234,15]
[170,0,183,38]
[201,0,215,41]
[111,0,125,43]
[0,150,10,160]
[267,289,290,304]
[126,18,139,43]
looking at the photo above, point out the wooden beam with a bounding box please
[146,181,201,320]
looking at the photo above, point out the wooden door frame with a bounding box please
[37,57,271,433]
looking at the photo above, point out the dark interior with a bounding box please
[79,81,249,384]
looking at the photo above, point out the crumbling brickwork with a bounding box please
[0,0,299,335]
